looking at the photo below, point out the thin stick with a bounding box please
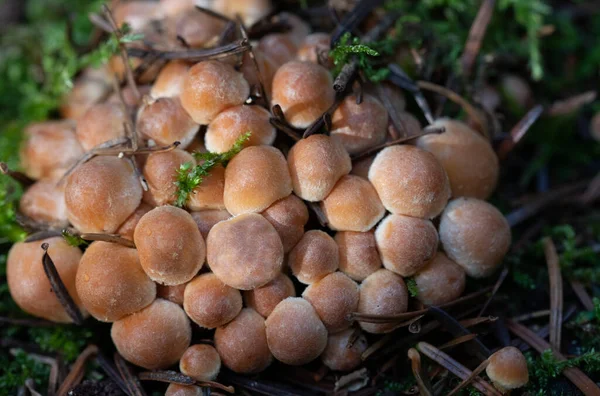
[438,334,480,350]
[270,118,301,141]
[408,349,433,396]
[497,105,544,160]
[570,281,594,311]
[56,345,98,396]
[114,353,146,396]
[478,266,509,317]
[544,237,563,351]
[138,371,194,385]
[547,91,597,116]
[387,64,435,124]
[95,353,130,395]
[459,316,498,328]
[460,0,496,77]
[330,0,386,45]
[127,39,250,61]
[307,202,329,228]
[79,233,136,248]
[303,97,343,138]
[0,162,34,187]
[236,17,269,109]
[24,231,63,243]
[511,309,551,322]
[0,316,55,327]
[447,359,490,396]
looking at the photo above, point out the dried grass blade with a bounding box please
[114,353,147,396]
[543,237,563,351]
[570,281,594,311]
[138,371,195,385]
[438,334,479,350]
[497,105,544,160]
[460,0,496,77]
[57,345,98,396]
[447,358,490,396]
[408,348,433,396]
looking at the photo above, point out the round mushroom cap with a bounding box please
[113,0,159,31]
[350,155,375,180]
[158,0,196,18]
[278,12,311,46]
[173,12,224,49]
[150,60,190,99]
[215,308,273,373]
[165,384,203,396]
[390,111,422,138]
[244,273,296,318]
[321,328,368,371]
[368,145,451,219]
[321,175,385,232]
[335,230,382,281]
[439,197,511,278]
[358,269,408,334]
[134,206,205,285]
[7,237,84,323]
[190,209,231,239]
[367,82,406,114]
[117,203,153,241]
[180,344,221,382]
[65,156,142,233]
[157,282,188,306]
[75,103,127,151]
[413,252,466,306]
[287,134,352,202]
[213,0,272,26]
[142,149,195,206]
[224,146,292,215]
[180,60,250,125]
[207,213,283,290]
[297,33,332,66]
[261,194,309,253]
[272,61,335,128]
[183,273,242,328]
[302,272,359,333]
[486,346,529,391]
[265,298,327,365]
[187,164,226,211]
[137,97,199,149]
[111,299,191,369]
[258,33,298,68]
[416,118,499,199]
[60,67,112,120]
[289,230,339,284]
[19,180,68,225]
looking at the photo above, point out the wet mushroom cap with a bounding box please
[358,269,409,334]
[180,344,221,382]
[137,97,199,149]
[19,180,68,225]
[335,230,382,282]
[261,194,309,253]
[75,102,127,151]
[187,164,226,211]
[190,209,231,239]
[289,230,339,285]
[413,252,466,306]
[142,149,195,207]
[321,328,368,372]
[244,273,297,318]
[486,346,529,390]
[183,273,242,329]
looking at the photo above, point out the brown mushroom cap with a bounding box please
[271,61,335,128]
[368,145,451,219]
[439,197,511,278]
[321,328,368,372]
[261,194,309,253]
[302,272,359,333]
[367,82,406,114]
[180,60,250,125]
[7,237,84,323]
[240,49,278,99]
[213,0,272,25]
[137,97,199,149]
[207,213,283,290]
[289,230,339,284]
[172,12,224,49]
[287,134,352,202]
[265,298,328,365]
[113,1,159,31]
[150,60,190,99]
[335,230,382,281]
[224,146,292,215]
[76,242,156,322]
[134,206,205,285]
[65,156,142,233]
[297,33,332,66]
[142,149,195,206]
[416,118,499,199]
[117,203,153,241]
[486,346,529,391]
[157,282,188,306]
[186,164,226,211]
[258,33,298,67]
[244,273,296,318]
[60,67,112,120]
[413,252,466,305]
[350,155,375,180]
[358,269,408,334]
[75,103,127,151]
[215,308,273,373]
[190,209,231,239]
[180,344,221,381]
[165,384,203,396]
[183,273,242,328]
[111,299,191,369]
[278,12,311,46]
[390,111,422,138]
[158,0,197,17]
[321,175,385,232]
[19,180,68,225]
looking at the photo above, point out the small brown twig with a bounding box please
[138,371,195,385]
[497,104,544,160]
[114,353,147,396]
[547,90,597,116]
[460,0,496,77]
[236,17,268,109]
[127,39,251,61]
[0,316,55,327]
[438,334,480,350]
[79,233,136,248]
[387,64,435,124]
[0,162,34,187]
[302,96,343,138]
[543,237,563,352]
[570,281,594,311]
[446,358,490,396]
[24,231,64,243]
[511,309,551,322]
[270,104,302,141]
[95,353,130,395]
[478,266,509,317]
[56,345,98,396]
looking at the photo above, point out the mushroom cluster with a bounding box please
[7,0,514,386]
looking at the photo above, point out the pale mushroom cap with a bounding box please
[111,299,192,370]
[180,344,222,382]
[150,61,190,99]
[439,198,511,278]
[173,12,224,49]
[416,118,499,199]
[321,175,386,232]
[113,1,159,31]
[183,273,242,329]
[190,209,231,239]
[65,156,142,233]
[134,206,205,285]
[271,61,336,128]
[213,0,272,25]
[297,33,332,66]
[137,97,199,149]
[265,298,328,365]
[215,308,273,374]
[287,134,352,202]
[224,146,292,215]
[158,0,197,18]
[187,164,226,211]
[75,102,127,151]
[368,145,451,219]
[258,33,298,68]
[142,149,195,207]
[335,230,382,281]
[413,252,466,306]
[350,155,375,180]
[391,111,422,138]
[76,242,156,322]
[358,269,408,334]
[486,346,529,390]
[321,328,368,372]
[7,237,84,323]
[289,230,339,284]
[244,273,296,318]
[157,282,188,306]
[261,194,309,253]
[207,213,283,290]
[60,68,112,120]
[19,180,68,225]
[165,384,203,396]
[117,203,153,241]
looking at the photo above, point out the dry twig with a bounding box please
[543,237,563,351]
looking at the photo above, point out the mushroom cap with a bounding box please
[271,61,335,128]
[358,269,408,334]
[261,194,309,253]
[165,384,203,396]
[501,74,532,109]
[258,33,298,67]
[302,272,359,333]
[486,346,529,390]
[278,12,311,46]
[350,155,375,180]
[75,102,127,151]
[117,203,153,241]
[207,213,283,290]
[289,230,339,284]
[215,308,273,373]
[213,0,272,26]
[190,209,231,239]
[224,146,292,215]
[19,180,68,225]
[158,0,197,18]
[183,273,242,328]
[150,60,190,99]
[187,164,226,211]
[375,214,439,277]
[335,230,382,282]
[180,60,250,125]
[287,134,352,202]
[60,67,112,120]
[142,149,195,207]
[367,82,406,113]
[297,33,332,66]
[76,242,156,322]
[244,273,296,318]
[265,297,328,365]
[173,12,224,49]
[180,344,221,382]
[7,237,84,323]
[134,206,205,285]
[321,175,385,232]
[416,118,499,199]
[391,111,422,138]
[65,156,142,233]
[368,145,451,219]
[111,299,191,370]
[439,197,511,278]
[413,252,466,305]
[321,328,368,372]
[113,0,159,31]
[137,97,199,149]
[240,49,278,99]
[157,282,188,306]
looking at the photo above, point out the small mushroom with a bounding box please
[358,269,408,334]
[190,209,231,239]
[142,149,195,207]
[335,230,382,282]
[60,67,112,120]
[187,163,226,211]
[183,273,242,329]
[171,12,224,49]
[165,384,202,396]
[19,180,68,225]
[150,60,190,99]
[244,273,296,318]
[321,328,368,371]
[486,346,529,392]
[156,282,188,306]
[117,203,153,241]
[180,344,221,382]
[213,0,272,26]
[258,33,298,68]
[413,252,466,306]
[137,97,199,149]
[75,102,127,151]
[297,33,332,67]
[289,230,339,284]
[261,194,309,253]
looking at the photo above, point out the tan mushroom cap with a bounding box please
[321,175,385,232]
[265,298,327,365]
[111,299,191,370]
[213,0,272,25]
[367,82,406,114]
[142,149,195,207]
[297,33,332,66]
[368,145,451,219]
[207,213,283,290]
[416,118,499,199]
[158,0,197,18]
[187,164,226,211]
[172,12,224,49]
[113,0,159,31]
[278,12,311,46]
[190,209,231,239]
[60,67,112,120]
[413,252,466,306]
[272,61,335,128]
[137,97,199,149]
[215,308,273,374]
[287,134,352,202]
[7,237,84,323]
[75,103,127,151]
[19,180,68,225]
[486,346,529,391]
[224,146,292,215]
[65,156,142,233]
[117,203,153,241]
[183,273,242,329]
[180,344,221,382]
[150,61,190,99]
[335,230,382,282]
[258,34,298,68]
[289,230,339,284]
[350,155,375,180]
[261,194,309,253]
[358,269,408,334]
[157,282,187,306]
[181,60,250,125]
[165,384,203,396]
[321,328,368,372]
[134,206,205,285]
[244,273,296,318]
[439,197,511,278]
[391,111,422,138]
